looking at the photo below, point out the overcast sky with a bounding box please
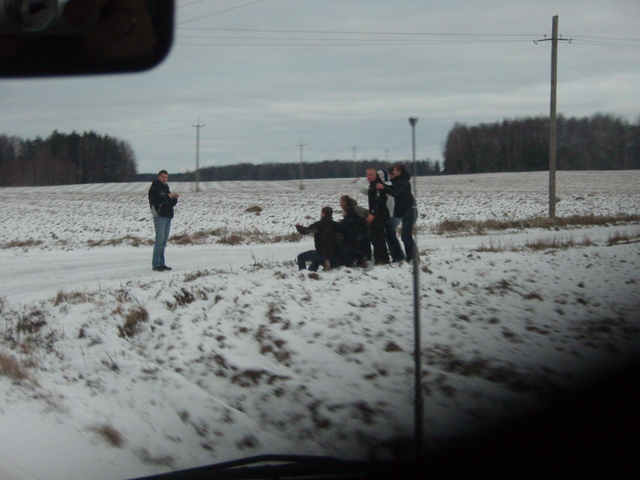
[2,0,639,174]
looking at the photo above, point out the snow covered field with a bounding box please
[0,170,639,480]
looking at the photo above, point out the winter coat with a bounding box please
[382,171,415,217]
[350,199,370,219]
[367,178,390,225]
[336,209,370,254]
[296,218,339,258]
[148,180,178,218]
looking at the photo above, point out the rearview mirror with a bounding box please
[0,0,174,77]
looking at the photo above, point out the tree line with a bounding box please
[0,131,137,186]
[158,159,442,183]
[443,114,640,174]
[5,114,639,187]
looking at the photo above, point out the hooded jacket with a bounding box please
[295,217,339,258]
[367,175,390,225]
[148,179,178,218]
[381,170,415,217]
[336,207,370,254]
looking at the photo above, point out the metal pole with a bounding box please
[549,16,558,218]
[409,116,423,462]
[192,118,205,192]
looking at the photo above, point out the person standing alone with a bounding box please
[148,170,180,271]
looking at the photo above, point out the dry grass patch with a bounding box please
[524,238,577,251]
[54,290,92,306]
[91,423,125,447]
[117,305,149,338]
[608,231,640,246]
[435,214,640,236]
[245,205,263,214]
[0,352,29,382]
[1,239,44,249]
[218,233,244,245]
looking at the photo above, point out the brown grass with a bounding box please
[1,239,44,249]
[91,424,125,447]
[0,352,29,382]
[245,205,263,214]
[117,306,149,338]
[435,214,640,236]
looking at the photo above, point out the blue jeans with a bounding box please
[384,216,405,261]
[152,216,172,268]
[400,208,417,261]
[297,250,330,271]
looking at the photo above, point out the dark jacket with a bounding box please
[382,171,415,217]
[367,177,390,225]
[296,218,339,258]
[148,180,178,219]
[336,208,370,254]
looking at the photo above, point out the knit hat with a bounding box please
[377,169,391,185]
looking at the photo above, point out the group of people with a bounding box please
[147,164,416,273]
[295,164,417,272]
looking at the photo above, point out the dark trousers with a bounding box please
[385,216,405,261]
[369,225,389,264]
[297,250,330,271]
[400,208,417,261]
[337,245,367,266]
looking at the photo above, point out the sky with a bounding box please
[1,0,640,174]
[0,172,639,479]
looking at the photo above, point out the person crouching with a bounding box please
[295,206,339,271]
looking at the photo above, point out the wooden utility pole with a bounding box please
[192,118,205,192]
[536,16,570,218]
[549,16,559,218]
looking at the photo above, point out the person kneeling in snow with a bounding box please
[295,206,339,271]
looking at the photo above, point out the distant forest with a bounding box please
[156,159,441,183]
[0,131,137,186]
[2,113,639,187]
[443,114,640,174]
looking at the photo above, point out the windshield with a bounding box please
[1,1,639,479]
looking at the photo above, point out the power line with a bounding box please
[174,27,639,48]
[177,0,267,26]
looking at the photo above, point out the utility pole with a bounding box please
[298,140,305,190]
[536,16,570,218]
[409,116,423,462]
[352,146,357,179]
[192,118,205,192]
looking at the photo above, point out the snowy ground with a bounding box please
[0,171,639,480]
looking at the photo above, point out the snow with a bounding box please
[0,170,639,480]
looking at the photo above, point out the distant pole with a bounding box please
[352,146,357,180]
[409,116,423,462]
[192,118,205,192]
[298,140,305,190]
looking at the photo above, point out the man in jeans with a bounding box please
[148,170,180,271]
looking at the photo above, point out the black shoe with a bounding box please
[162,265,172,271]
[152,266,165,271]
